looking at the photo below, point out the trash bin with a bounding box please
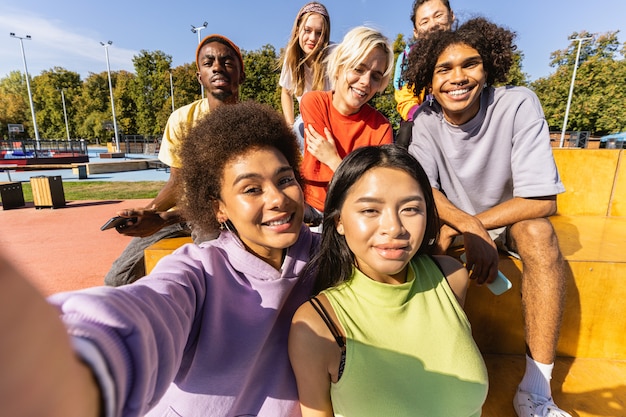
[0,182,25,210]
[30,175,66,209]
[77,164,88,179]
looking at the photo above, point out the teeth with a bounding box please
[448,88,469,96]
[265,215,291,226]
[352,87,366,97]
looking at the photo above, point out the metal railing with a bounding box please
[0,139,88,159]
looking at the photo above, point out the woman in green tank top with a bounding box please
[289,145,488,416]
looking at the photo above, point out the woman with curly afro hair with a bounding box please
[405,17,571,417]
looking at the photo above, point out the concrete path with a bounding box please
[0,198,152,296]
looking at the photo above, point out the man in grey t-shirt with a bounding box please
[406,18,571,417]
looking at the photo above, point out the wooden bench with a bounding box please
[146,160,170,173]
[71,159,153,175]
[143,148,626,416]
[0,164,18,181]
[144,236,192,273]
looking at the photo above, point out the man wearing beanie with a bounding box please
[104,34,245,286]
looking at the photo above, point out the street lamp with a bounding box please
[100,40,121,153]
[9,32,40,148]
[559,36,593,148]
[169,70,175,112]
[191,21,208,98]
[60,89,70,141]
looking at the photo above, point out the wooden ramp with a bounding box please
[471,149,626,416]
[482,355,626,417]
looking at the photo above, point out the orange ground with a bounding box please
[0,198,152,296]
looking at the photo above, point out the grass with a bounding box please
[21,181,165,202]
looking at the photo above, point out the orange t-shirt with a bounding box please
[300,91,393,211]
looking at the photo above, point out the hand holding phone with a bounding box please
[100,216,136,231]
[460,253,512,295]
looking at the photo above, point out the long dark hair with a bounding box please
[308,145,439,294]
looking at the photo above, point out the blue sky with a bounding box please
[0,0,623,83]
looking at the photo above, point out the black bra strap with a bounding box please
[308,297,345,349]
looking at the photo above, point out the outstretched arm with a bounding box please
[0,255,101,417]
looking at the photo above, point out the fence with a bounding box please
[0,139,88,159]
[106,135,161,155]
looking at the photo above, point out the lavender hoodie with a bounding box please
[50,225,319,417]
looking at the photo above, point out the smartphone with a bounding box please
[100,216,136,231]
[460,253,512,295]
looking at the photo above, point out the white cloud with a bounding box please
[1,7,137,79]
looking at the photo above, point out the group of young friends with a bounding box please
[0,1,571,417]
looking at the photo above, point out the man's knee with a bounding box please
[511,218,558,247]
[509,218,564,267]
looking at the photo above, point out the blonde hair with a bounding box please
[326,26,393,93]
[279,3,331,97]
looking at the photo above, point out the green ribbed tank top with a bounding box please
[322,255,488,417]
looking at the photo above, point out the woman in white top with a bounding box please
[279,2,332,150]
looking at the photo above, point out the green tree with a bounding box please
[114,70,138,137]
[171,63,201,109]
[503,51,528,87]
[74,72,112,142]
[30,67,81,140]
[531,30,626,135]
[0,71,31,139]
[240,45,281,110]
[131,50,172,136]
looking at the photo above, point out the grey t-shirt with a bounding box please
[409,86,565,216]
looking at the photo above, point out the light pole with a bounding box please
[100,41,121,153]
[9,32,40,148]
[60,89,70,141]
[169,70,175,112]
[559,37,592,148]
[191,21,208,98]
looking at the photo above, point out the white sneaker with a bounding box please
[514,387,572,417]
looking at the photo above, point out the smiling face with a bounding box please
[216,147,304,270]
[336,167,427,284]
[413,0,454,38]
[431,42,487,125]
[196,41,242,103]
[332,46,387,116]
[298,13,326,58]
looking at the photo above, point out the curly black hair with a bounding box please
[404,17,516,94]
[179,101,302,236]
